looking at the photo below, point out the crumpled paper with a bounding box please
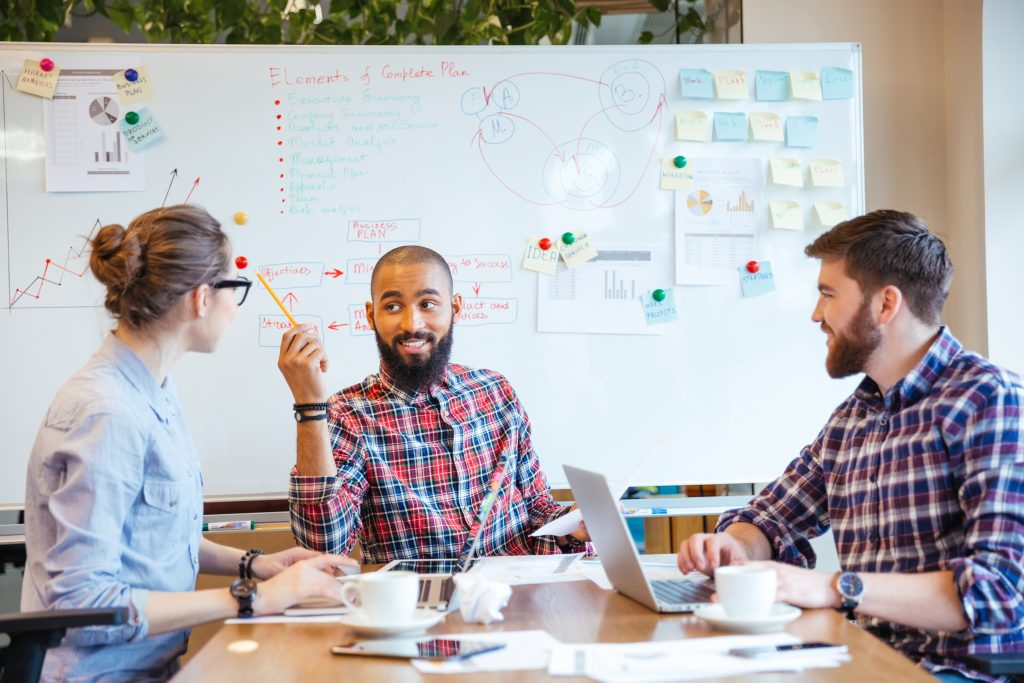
[454,574,512,624]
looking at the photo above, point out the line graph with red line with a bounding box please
[462,60,666,211]
[8,219,101,308]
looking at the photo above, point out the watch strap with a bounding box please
[294,411,328,422]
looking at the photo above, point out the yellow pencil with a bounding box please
[255,272,299,327]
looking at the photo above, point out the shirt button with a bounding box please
[869,475,876,484]
[878,415,888,426]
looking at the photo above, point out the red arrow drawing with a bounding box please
[324,268,344,278]
[328,321,348,331]
[184,176,200,203]
[282,292,298,312]
[472,283,481,296]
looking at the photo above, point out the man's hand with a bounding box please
[278,323,329,403]
[677,531,752,576]
[744,561,838,609]
[567,504,590,542]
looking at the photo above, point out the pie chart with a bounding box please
[687,189,713,216]
[89,97,119,126]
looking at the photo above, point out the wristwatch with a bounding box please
[293,401,329,423]
[835,571,864,620]
[230,578,258,619]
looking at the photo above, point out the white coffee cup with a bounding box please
[340,571,420,624]
[714,565,777,619]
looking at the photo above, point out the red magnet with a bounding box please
[39,58,54,72]
[746,261,760,273]
[235,256,249,270]
[538,238,552,251]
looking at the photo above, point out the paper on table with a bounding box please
[411,630,559,674]
[225,614,344,624]
[549,633,849,683]
[467,553,585,585]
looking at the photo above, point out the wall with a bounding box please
[983,0,1024,375]
[742,0,988,356]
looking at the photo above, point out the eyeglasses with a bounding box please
[212,276,252,306]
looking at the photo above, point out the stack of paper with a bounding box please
[549,633,850,682]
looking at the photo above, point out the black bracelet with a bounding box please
[294,411,328,422]
[293,402,329,411]
[239,548,265,580]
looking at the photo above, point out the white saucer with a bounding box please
[694,603,802,634]
[336,609,446,636]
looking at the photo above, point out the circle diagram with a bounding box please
[687,189,713,216]
[599,60,666,132]
[543,138,620,210]
[89,97,119,126]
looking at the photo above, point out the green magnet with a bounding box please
[124,111,140,125]
[652,289,667,302]
[673,156,687,169]
[561,232,575,245]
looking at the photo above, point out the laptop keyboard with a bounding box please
[651,578,714,604]
[417,576,457,607]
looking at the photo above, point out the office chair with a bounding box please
[0,608,127,683]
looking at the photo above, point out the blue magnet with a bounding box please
[125,68,139,82]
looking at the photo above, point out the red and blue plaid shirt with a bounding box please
[289,363,580,563]
[719,328,1024,682]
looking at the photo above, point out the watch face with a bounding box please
[231,579,255,598]
[839,572,863,598]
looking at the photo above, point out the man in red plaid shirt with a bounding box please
[277,246,589,563]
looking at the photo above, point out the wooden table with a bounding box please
[174,573,935,682]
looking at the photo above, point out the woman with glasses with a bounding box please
[21,205,353,682]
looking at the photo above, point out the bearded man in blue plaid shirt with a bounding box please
[678,210,1024,683]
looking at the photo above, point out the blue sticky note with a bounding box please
[821,67,854,100]
[643,289,679,325]
[785,116,819,148]
[739,262,776,298]
[713,112,747,141]
[755,70,789,101]
[679,69,714,99]
[120,106,164,151]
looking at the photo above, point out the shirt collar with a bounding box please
[99,333,175,421]
[376,363,453,405]
[854,326,960,411]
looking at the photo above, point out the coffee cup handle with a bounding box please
[339,582,361,609]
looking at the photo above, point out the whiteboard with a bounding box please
[0,43,863,505]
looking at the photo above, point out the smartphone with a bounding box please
[729,642,848,659]
[331,638,506,661]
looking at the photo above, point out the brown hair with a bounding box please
[804,209,953,325]
[89,204,231,329]
[371,245,453,296]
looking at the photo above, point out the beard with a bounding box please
[823,298,882,379]
[375,321,455,393]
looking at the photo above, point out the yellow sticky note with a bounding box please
[522,239,560,275]
[809,158,845,187]
[749,112,784,142]
[113,67,154,104]
[560,232,598,270]
[814,201,849,227]
[790,70,823,101]
[713,70,747,100]
[660,158,693,191]
[15,59,60,99]
[769,157,803,187]
[769,200,804,230]
[675,110,710,142]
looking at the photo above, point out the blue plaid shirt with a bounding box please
[719,328,1024,681]
[288,363,580,562]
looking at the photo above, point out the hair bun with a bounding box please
[89,223,143,290]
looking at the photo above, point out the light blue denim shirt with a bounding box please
[22,334,204,683]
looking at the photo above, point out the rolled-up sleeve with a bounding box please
[716,432,830,568]
[945,381,1024,633]
[289,408,368,555]
[43,411,150,645]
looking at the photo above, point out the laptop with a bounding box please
[379,453,510,610]
[564,464,714,612]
